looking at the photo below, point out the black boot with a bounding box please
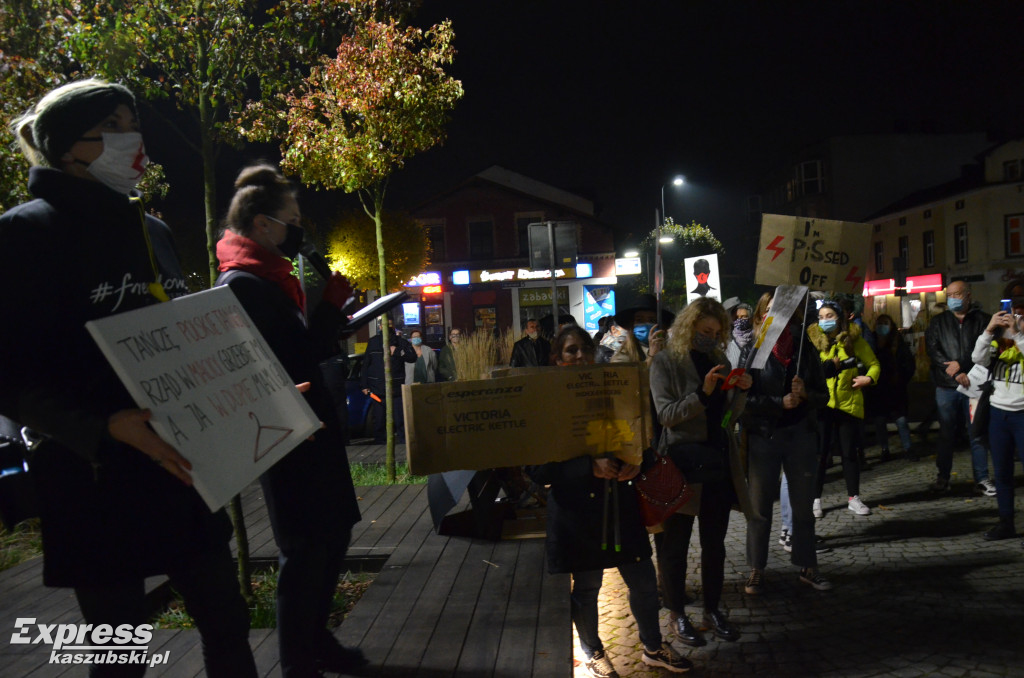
[701,608,740,641]
[984,516,1016,541]
[671,613,706,647]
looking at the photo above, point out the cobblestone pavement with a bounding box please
[571,438,1024,677]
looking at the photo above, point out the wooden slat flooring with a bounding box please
[0,442,571,677]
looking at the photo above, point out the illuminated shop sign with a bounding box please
[405,272,442,287]
[421,285,443,294]
[450,263,594,286]
[615,257,642,275]
[862,273,944,296]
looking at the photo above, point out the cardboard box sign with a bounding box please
[403,364,651,475]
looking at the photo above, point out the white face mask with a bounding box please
[86,132,149,194]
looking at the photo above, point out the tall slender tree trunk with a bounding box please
[197,45,251,599]
[372,188,397,482]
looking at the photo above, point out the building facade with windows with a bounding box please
[406,166,617,346]
[865,139,1024,326]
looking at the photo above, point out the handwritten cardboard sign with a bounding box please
[86,286,320,511]
[756,214,872,293]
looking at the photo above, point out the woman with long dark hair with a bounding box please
[527,327,689,678]
[0,79,256,677]
[217,163,363,677]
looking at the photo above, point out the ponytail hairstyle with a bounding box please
[224,163,296,237]
[12,78,136,168]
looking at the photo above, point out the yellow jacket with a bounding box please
[808,323,880,419]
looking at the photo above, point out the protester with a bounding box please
[741,292,833,595]
[0,79,257,677]
[510,318,551,367]
[438,327,461,381]
[649,297,753,645]
[972,304,1024,541]
[925,280,994,494]
[810,299,880,517]
[526,327,690,678]
[867,314,915,460]
[217,162,364,677]
[406,328,438,384]
[725,302,754,367]
[361,319,417,443]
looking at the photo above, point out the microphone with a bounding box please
[299,238,332,281]
[300,237,360,314]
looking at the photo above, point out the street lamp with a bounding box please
[656,175,685,324]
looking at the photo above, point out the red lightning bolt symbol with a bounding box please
[766,235,785,262]
[845,266,863,290]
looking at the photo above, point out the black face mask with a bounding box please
[263,214,305,259]
[278,223,305,258]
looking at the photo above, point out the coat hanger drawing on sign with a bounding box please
[249,411,293,463]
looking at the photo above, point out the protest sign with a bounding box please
[684,253,722,303]
[749,285,809,369]
[86,286,320,511]
[403,364,650,475]
[756,214,872,294]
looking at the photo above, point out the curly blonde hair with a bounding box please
[666,297,731,359]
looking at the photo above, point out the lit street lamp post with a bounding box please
[656,176,685,324]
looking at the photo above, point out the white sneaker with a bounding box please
[812,498,823,518]
[976,479,997,497]
[847,495,870,515]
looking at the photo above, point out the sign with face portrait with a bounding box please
[684,253,722,303]
[756,214,872,294]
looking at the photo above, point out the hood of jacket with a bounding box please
[808,321,861,355]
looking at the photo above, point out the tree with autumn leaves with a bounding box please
[245,16,462,480]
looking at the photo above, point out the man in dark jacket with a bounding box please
[509,319,550,367]
[925,280,993,493]
[361,322,416,443]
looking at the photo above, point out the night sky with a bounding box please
[150,1,1024,269]
[388,0,1024,250]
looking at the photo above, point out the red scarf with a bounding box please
[772,325,794,368]
[216,230,305,311]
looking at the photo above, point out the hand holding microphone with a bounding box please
[299,237,358,312]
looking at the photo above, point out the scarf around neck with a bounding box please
[216,230,305,311]
[772,325,794,368]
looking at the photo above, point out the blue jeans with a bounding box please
[872,415,912,452]
[747,424,819,570]
[572,559,662,657]
[989,406,1024,518]
[935,386,990,482]
[780,472,792,532]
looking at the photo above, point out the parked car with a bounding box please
[319,353,374,442]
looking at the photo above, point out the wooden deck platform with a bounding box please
[0,443,571,677]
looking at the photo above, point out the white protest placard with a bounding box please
[756,214,872,294]
[684,253,722,303]
[749,285,808,369]
[85,286,320,511]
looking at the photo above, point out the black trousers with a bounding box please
[654,476,734,614]
[276,526,353,677]
[74,543,256,678]
[817,408,863,498]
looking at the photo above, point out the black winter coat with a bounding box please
[740,330,829,437]
[509,336,551,367]
[526,455,652,574]
[360,331,416,396]
[926,309,990,389]
[216,270,360,548]
[866,337,915,417]
[0,168,228,587]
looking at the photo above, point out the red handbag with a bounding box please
[634,454,693,527]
